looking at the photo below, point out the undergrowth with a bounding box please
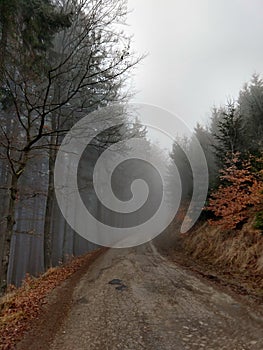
[182,215,263,296]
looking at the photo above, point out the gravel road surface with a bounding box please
[49,244,263,350]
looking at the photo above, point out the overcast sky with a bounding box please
[127,0,263,132]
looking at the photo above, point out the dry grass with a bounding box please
[182,215,263,294]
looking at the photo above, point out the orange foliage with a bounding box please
[207,154,263,229]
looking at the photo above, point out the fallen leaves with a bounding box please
[0,250,102,349]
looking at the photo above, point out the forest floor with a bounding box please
[14,243,263,350]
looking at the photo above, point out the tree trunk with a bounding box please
[0,174,18,294]
[0,165,11,281]
[43,134,57,270]
[0,2,9,84]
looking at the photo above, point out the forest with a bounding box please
[0,0,146,292]
[0,0,262,300]
[171,73,263,229]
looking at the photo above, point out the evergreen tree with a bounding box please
[169,137,193,201]
[193,123,218,189]
[212,102,244,168]
[238,73,263,153]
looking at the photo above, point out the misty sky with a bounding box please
[127,0,263,132]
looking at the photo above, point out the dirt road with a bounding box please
[47,244,262,350]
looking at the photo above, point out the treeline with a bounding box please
[0,0,144,292]
[170,73,263,231]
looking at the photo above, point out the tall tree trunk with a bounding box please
[43,80,61,270]
[0,1,10,84]
[43,134,57,270]
[0,173,18,293]
[0,165,11,281]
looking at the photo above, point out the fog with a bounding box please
[127,0,263,131]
